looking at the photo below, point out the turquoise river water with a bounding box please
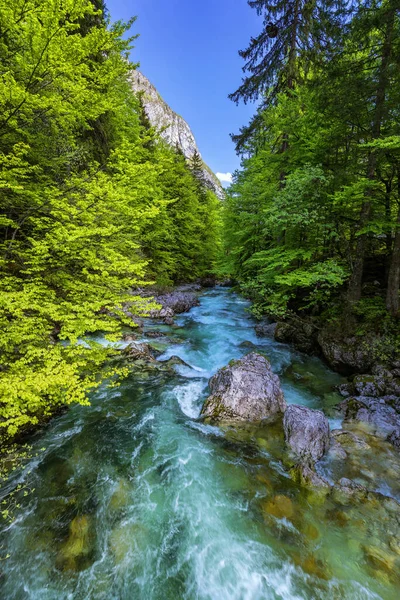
[1,289,399,599]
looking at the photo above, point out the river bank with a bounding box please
[253,307,400,455]
[1,288,399,599]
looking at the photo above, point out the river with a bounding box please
[1,288,399,599]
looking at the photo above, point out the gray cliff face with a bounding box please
[129,71,225,200]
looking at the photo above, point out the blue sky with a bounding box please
[106,0,261,182]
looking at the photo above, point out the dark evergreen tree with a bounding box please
[229,0,349,153]
[190,150,207,197]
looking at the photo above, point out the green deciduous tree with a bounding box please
[0,0,221,439]
[223,0,400,321]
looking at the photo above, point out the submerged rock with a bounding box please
[201,353,286,423]
[337,478,367,496]
[331,429,370,450]
[262,494,294,520]
[363,544,397,576]
[239,340,257,350]
[57,515,93,571]
[283,404,330,464]
[293,553,332,581]
[109,479,131,512]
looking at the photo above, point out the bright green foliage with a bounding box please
[222,0,400,319]
[0,1,221,439]
[1,444,42,526]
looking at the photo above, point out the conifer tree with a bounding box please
[229,0,346,152]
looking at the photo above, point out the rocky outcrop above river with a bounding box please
[333,365,400,451]
[284,405,330,464]
[274,320,319,354]
[255,321,277,338]
[317,331,375,374]
[269,318,377,373]
[201,353,286,423]
[129,71,224,200]
[256,315,400,379]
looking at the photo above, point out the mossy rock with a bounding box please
[293,553,332,580]
[262,494,294,520]
[56,514,93,572]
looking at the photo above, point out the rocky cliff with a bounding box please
[129,71,224,199]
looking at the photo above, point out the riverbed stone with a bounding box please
[353,374,386,397]
[201,352,286,423]
[283,405,330,463]
[295,554,331,580]
[339,396,400,441]
[363,545,396,575]
[289,462,331,489]
[331,429,371,450]
[263,494,294,520]
[109,479,131,512]
[57,515,93,571]
[123,342,156,361]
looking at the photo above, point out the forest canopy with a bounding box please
[221,0,400,328]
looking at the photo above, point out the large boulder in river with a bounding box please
[283,405,330,464]
[201,353,286,423]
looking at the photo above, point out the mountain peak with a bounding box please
[129,70,225,199]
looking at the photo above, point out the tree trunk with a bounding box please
[386,188,400,317]
[347,4,395,303]
[279,0,300,176]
